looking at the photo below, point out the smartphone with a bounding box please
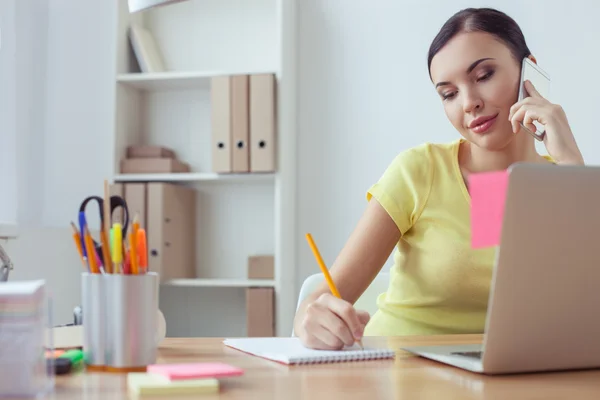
[517,57,551,141]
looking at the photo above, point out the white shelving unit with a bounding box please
[109,0,297,337]
[114,172,275,183]
[117,70,277,91]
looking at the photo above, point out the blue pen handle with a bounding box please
[78,212,88,260]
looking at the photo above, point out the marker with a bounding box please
[112,223,123,274]
[48,349,84,375]
[59,349,84,367]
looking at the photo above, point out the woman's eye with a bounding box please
[477,70,494,81]
[442,92,456,100]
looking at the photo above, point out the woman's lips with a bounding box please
[470,114,498,134]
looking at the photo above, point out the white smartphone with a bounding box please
[517,57,551,141]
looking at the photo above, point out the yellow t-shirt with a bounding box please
[363,139,497,336]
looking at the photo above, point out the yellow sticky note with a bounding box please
[127,373,219,396]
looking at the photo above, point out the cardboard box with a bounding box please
[248,255,274,279]
[246,288,274,337]
[120,158,191,174]
[126,145,176,159]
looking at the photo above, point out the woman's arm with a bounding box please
[294,198,401,349]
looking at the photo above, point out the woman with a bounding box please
[293,7,584,350]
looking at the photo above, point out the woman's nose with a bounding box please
[463,91,483,113]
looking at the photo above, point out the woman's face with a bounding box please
[429,31,527,151]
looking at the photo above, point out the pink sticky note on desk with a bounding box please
[147,362,244,380]
[470,170,509,249]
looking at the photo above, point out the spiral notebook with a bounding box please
[223,337,395,365]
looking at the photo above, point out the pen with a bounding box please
[305,233,364,349]
[123,244,131,275]
[78,212,88,261]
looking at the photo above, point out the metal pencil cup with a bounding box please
[81,272,106,369]
[104,272,159,372]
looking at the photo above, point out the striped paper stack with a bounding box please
[0,280,54,397]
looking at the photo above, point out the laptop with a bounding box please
[401,162,600,375]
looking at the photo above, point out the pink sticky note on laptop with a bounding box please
[470,170,509,249]
[147,362,244,380]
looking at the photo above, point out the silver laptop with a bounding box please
[401,163,600,374]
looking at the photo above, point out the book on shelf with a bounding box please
[128,24,166,73]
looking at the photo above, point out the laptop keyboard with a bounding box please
[450,351,483,358]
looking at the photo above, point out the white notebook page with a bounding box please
[223,337,395,365]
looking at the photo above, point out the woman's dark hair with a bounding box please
[427,8,531,78]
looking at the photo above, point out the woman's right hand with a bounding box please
[297,293,370,350]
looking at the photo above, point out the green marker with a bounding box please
[59,349,83,364]
[57,349,84,372]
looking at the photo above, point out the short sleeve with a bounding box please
[366,143,433,235]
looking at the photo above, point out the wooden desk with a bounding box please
[48,334,600,399]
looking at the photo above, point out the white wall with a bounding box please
[5,0,600,329]
[0,0,18,231]
[296,0,600,286]
[4,0,115,324]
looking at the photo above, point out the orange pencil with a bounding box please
[132,213,140,236]
[137,228,147,274]
[70,222,86,268]
[102,179,113,274]
[130,214,139,274]
[84,226,99,274]
[305,233,363,349]
[100,229,112,273]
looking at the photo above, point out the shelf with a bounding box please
[114,172,276,183]
[117,70,277,91]
[163,279,276,288]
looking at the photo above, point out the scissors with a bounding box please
[78,195,130,270]
[0,242,13,282]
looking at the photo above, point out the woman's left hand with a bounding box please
[509,80,584,165]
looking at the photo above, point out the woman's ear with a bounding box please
[527,55,537,64]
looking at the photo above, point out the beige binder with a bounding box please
[147,183,196,282]
[231,75,250,173]
[249,73,277,172]
[211,76,232,173]
[246,287,275,337]
[124,183,147,229]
